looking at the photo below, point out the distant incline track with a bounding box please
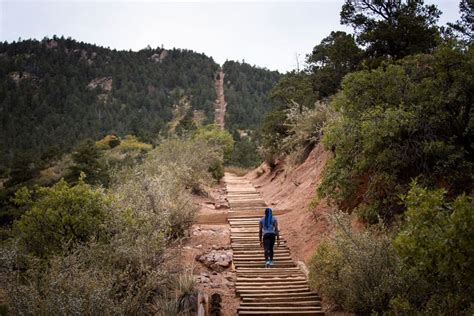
[214,70,226,130]
[224,173,324,315]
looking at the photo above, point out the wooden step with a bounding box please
[240,301,321,307]
[239,312,324,315]
[236,285,310,291]
[225,174,323,315]
[239,306,322,311]
[235,256,292,260]
[240,292,318,298]
[237,277,307,282]
[242,295,321,302]
[236,281,308,286]
[239,312,323,316]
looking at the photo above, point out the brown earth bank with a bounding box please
[246,144,335,265]
[246,144,356,315]
[167,144,344,315]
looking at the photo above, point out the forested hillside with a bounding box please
[223,60,281,131]
[0,36,219,170]
[0,35,253,313]
[222,61,282,167]
[0,37,282,174]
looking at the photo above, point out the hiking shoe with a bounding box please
[265,261,270,268]
[269,260,274,266]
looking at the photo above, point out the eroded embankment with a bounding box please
[246,143,335,264]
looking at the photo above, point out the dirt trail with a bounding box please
[214,70,226,129]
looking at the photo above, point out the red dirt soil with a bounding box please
[246,144,336,264]
[172,144,340,315]
[166,183,239,316]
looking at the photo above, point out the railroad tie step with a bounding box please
[225,173,324,315]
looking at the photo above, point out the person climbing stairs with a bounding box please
[225,173,324,315]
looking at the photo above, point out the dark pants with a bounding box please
[263,233,276,261]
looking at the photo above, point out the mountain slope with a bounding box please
[0,37,283,173]
[223,61,281,131]
[0,37,219,167]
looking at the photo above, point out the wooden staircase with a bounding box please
[224,173,324,315]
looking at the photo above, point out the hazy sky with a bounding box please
[0,0,461,72]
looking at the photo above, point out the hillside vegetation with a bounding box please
[0,39,239,313]
[1,0,473,314]
[260,0,473,314]
[0,37,281,228]
[1,125,232,314]
[0,37,218,168]
[222,61,282,168]
[0,37,282,174]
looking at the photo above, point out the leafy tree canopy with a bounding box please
[193,124,234,162]
[319,44,473,223]
[340,0,441,60]
[269,71,317,107]
[307,31,364,99]
[13,176,110,257]
[68,139,109,186]
[447,0,474,44]
[394,181,474,311]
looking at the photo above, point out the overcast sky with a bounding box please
[0,0,461,73]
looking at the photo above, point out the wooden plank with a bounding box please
[225,174,323,316]
[233,257,293,261]
[236,267,301,271]
[237,288,310,294]
[239,306,321,311]
[238,309,324,316]
[236,281,308,286]
[242,296,321,302]
[234,260,294,264]
[240,292,318,298]
[236,278,307,282]
[240,301,321,307]
[236,285,310,291]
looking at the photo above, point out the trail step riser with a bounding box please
[224,173,324,315]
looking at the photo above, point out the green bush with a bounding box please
[68,139,110,186]
[2,133,216,315]
[309,186,474,314]
[102,135,152,170]
[308,212,406,313]
[13,177,110,258]
[393,181,474,313]
[147,137,223,191]
[174,272,197,314]
[96,134,121,150]
[228,135,261,168]
[5,247,120,315]
[111,167,197,242]
[5,160,198,314]
[319,45,474,222]
[281,101,330,164]
[260,109,289,166]
[114,135,153,153]
[193,124,234,162]
[260,100,330,166]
